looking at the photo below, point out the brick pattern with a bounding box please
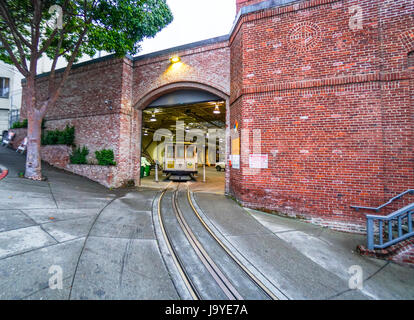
[229,0,414,232]
[357,238,414,267]
[132,41,231,108]
[40,145,71,169]
[66,164,115,188]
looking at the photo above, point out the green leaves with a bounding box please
[95,149,117,166]
[87,0,173,57]
[0,0,173,68]
[41,125,75,146]
[70,146,89,165]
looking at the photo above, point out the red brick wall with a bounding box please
[229,0,414,232]
[20,41,231,188]
[132,41,231,107]
[20,57,136,187]
[392,240,414,267]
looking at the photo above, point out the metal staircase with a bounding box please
[351,190,414,250]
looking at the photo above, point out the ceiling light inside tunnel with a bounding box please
[213,105,221,114]
[170,56,181,64]
[150,113,157,122]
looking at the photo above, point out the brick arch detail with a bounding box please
[133,81,230,110]
[399,29,414,53]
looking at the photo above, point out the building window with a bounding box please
[408,51,414,69]
[0,77,9,98]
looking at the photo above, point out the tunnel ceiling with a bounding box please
[143,100,226,133]
[147,89,222,108]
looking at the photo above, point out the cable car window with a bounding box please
[176,145,185,159]
[166,145,174,158]
[186,145,196,158]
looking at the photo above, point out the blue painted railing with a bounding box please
[351,190,414,250]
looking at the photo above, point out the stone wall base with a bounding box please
[357,238,414,268]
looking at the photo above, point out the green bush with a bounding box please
[11,119,28,129]
[95,149,116,166]
[70,146,89,165]
[11,119,46,129]
[41,125,75,146]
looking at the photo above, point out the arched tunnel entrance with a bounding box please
[136,83,230,194]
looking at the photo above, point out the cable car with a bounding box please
[163,142,198,181]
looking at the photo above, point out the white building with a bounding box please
[0,61,23,133]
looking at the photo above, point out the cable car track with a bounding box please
[185,184,279,300]
[157,183,279,300]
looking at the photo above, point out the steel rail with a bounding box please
[186,185,279,300]
[157,187,200,300]
[172,185,243,300]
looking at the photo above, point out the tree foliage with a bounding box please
[0,0,173,75]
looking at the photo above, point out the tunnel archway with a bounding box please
[133,81,230,193]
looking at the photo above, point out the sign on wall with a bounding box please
[231,137,240,155]
[249,154,268,169]
[231,155,240,169]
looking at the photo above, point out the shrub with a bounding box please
[11,119,28,129]
[95,149,116,166]
[70,146,89,165]
[11,119,45,129]
[41,125,75,146]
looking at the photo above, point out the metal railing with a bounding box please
[351,190,414,250]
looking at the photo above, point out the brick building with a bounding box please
[19,0,414,232]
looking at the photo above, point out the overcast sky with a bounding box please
[37,0,236,73]
[137,0,236,56]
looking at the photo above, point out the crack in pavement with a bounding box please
[0,236,86,262]
[68,196,120,300]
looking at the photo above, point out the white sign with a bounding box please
[231,155,240,169]
[249,154,268,169]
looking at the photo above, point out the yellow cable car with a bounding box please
[163,142,198,181]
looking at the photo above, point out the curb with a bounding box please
[0,165,8,180]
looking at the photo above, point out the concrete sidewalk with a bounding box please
[1,146,413,300]
[194,193,414,300]
[0,147,178,299]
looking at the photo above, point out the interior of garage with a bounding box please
[140,90,226,193]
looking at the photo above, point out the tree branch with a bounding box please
[0,3,29,71]
[0,1,31,48]
[29,0,43,75]
[0,32,29,76]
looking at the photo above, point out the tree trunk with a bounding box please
[24,76,44,181]
[25,108,43,180]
